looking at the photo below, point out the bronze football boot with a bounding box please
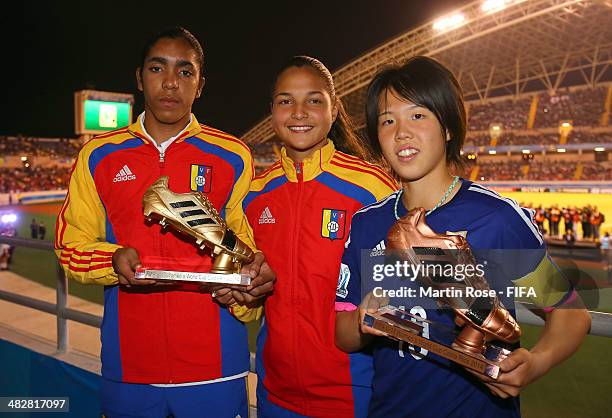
[387,208,521,356]
[143,176,254,274]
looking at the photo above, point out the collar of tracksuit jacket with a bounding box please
[280,139,336,182]
[127,113,204,145]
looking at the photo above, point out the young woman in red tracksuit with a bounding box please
[243,56,397,417]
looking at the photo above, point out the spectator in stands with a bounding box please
[572,207,581,237]
[30,218,38,239]
[535,206,547,235]
[590,207,604,240]
[0,243,9,270]
[581,206,592,240]
[563,207,573,234]
[38,221,46,240]
[549,205,561,237]
[564,228,576,255]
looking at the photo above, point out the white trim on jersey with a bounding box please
[467,184,543,245]
[150,371,249,387]
[354,190,400,216]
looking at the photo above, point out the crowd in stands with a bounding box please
[468,160,523,180]
[1,85,610,189]
[0,136,80,159]
[524,203,606,241]
[466,86,609,132]
[467,97,531,131]
[470,159,610,181]
[251,139,282,165]
[535,87,607,128]
[466,132,560,147]
[0,166,71,194]
[567,131,611,144]
[581,161,612,180]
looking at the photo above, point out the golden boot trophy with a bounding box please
[137,176,254,284]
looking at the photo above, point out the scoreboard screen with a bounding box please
[75,90,134,135]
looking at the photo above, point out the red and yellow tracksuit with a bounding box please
[55,114,258,384]
[243,141,397,416]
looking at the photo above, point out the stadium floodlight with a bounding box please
[481,0,507,13]
[594,147,605,152]
[20,156,27,161]
[433,13,466,32]
[488,150,497,154]
[557,148,566,153]
[491,125,501,131]
[1,213,17,224]
[561,122,572,128]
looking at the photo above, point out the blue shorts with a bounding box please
[101,376,248,418]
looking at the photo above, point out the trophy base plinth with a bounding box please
[135,268,251,287]
[364,306,510,379]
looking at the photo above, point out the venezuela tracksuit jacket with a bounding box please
[55,114,257,384]
[243,141,397,416]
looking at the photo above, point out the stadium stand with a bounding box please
[0,136,80,159]
[467,97,531,131]
[467,158,610,182]
[535,87,608,128]
[0,166,71,193]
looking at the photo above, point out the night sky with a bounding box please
[3,0,466,139]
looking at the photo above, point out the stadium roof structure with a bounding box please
[242,0,612,145]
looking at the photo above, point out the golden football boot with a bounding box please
[387,208,521,356]
[143,176,254,274]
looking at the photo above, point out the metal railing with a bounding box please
[0,236,102,353]
[0,235,610,359]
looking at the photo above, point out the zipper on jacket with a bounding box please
[291,161,308,399]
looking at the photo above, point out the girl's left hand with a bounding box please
[472,348,549,398]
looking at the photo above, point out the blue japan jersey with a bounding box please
[336,180,571,418]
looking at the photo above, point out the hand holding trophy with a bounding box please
[135,176,254,286]
[363,208,521,379]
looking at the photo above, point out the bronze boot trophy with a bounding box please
[364,208,521,379]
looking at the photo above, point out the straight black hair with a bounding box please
[139,26,204,77]
[365,56,466,169]
[272,56,370,160]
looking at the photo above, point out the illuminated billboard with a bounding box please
[74,90,134,135]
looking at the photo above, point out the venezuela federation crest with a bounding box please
[321,208,346,240]
[190,164,212,193]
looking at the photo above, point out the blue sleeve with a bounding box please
[501,206,544,250]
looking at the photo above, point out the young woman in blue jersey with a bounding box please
[335,56,590,418]
[242,56,397,417]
